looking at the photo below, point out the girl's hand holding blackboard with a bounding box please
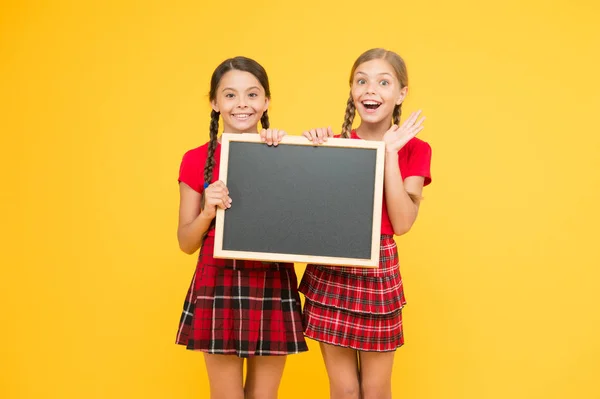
[302,126,334,145]
[260,128,287,146]
[201,181,232,220]
[383,110,425,153]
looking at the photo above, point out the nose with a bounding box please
[366,81,377,94]
[236,97,248,108]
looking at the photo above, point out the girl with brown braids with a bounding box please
[175,56,307,399]
[300,48,432,399]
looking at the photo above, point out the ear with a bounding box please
[263,97,270,112]
[211,99,219,113]
[396,86,408,105]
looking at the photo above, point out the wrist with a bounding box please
[385,149,399,158]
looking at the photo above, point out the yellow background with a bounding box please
[2,0,599,398]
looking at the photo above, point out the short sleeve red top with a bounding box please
[178,142,221,236]
[348,131,432,235]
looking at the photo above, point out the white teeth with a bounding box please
[233,114,251,119]
[363,101,381,105]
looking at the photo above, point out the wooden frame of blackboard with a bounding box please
[213,133,385,267]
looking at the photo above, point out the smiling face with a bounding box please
[351,58,407,125]
[211,70,269,133]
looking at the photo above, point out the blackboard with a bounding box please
[213,133,385,267]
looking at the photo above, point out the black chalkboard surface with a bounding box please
[213,133,385,267]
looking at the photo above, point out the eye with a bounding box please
[357,78,366,85]
[248,92,258,98]
[380,80,389,86]
[225,93,235,98]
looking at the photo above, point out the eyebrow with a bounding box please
[221,86,262,92]
[355,71,394,78]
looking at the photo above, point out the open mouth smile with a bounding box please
[361,100,382,112]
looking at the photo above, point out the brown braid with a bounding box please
[393,104,402,126]
[340,91,356,138]
[260,110,270,129]
[204,110,220,186]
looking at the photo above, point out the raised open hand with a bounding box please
[383,110,425,153]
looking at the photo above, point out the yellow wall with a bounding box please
[2,0,599,398]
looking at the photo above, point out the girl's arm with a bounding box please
[382,110,427,236]
[177,181,231,254]
[384,154,425,235]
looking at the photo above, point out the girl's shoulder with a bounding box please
[178,142,212,192]
[399,137,432,185]
[181,141,211,164]
[405,136,431,150]
[400,137,432,158]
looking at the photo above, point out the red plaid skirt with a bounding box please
[175,235,308,357]
[299,235,406,352]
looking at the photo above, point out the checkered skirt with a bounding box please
[175,235,308,357]
[298,235,407,352]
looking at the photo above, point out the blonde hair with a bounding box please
[341,48,409,138]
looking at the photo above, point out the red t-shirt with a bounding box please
[348,131,432,235]
[178,142,222,236]
[178,133,432,237]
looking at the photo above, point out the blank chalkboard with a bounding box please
[213,133,384,267]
